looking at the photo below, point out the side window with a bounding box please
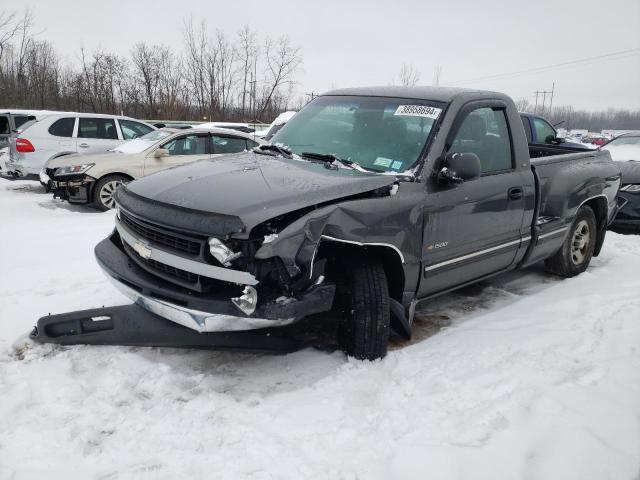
[119,119,154,140]
[78,118,118,140]
[532,118,556,144]
[449,107,513,174]
[520,116,532,143]
[0,116,9,134]
[212,135,250,154]
[161,135,207,155]
[48,117,76,137]
[246,139,260,149]
[14,115,35,128]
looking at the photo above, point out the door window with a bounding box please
[161,134,207,155]
[532,117,556,144]
[0,116,9,134]
[119,119,154,140]
[211,135,250,154]
[78,118,119,139]
[48,117,76,137]
[13,115,33,128]
[449,107,513,174]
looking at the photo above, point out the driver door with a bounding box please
[419,104,529,297]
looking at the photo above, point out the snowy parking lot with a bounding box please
[0,176,639,479]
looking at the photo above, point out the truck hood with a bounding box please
[619,160,640,185]
[120,152,397,237]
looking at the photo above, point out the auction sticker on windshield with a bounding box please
[394,105,442,119]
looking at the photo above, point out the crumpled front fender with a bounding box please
[255,183,426,288]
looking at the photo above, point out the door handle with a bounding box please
[508,187,523,200]
[79,143,90,148]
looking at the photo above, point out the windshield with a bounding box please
[113,129,174,154]
[270,95,444,173]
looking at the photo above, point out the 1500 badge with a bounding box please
[426,241,449,251]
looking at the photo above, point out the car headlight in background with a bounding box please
[54,163,94,176]
[620,184,640,193]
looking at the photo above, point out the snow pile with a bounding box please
[0,177,639,479]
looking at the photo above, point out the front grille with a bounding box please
[120,211,203,256]
[123,241,201,290]
[143,257,198,284]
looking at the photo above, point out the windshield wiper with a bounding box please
[253,144,293,158]
[300,152,378,172]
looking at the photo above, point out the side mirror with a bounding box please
[438,152,481,184]
[154,148,169,158]
[552,136,565,144]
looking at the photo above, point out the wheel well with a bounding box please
[316,241,405,302]
[90,173,134,199]
[582,196,607,256]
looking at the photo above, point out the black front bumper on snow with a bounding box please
[32,232,337,350]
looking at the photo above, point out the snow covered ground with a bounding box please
[0,177,639,479]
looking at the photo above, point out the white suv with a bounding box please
[6,113,155,177]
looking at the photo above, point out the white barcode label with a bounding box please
[394,105,442,119]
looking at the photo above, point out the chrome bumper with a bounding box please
[102,271,296,333]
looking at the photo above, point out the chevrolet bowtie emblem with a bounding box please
[133,240,152,259]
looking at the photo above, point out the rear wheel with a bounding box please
[545,205,597,277]
[337,260,390,360]
[93,174,129,211]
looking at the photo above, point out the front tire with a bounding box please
[545,205,597,277]
[93,174,129,211]
[337,261,390,360]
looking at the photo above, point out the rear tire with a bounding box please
[93,174,129,211]
[545,205,597,277]
[337,260,390,360]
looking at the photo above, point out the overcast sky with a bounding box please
[22,0,640,111]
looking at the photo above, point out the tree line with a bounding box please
[0,10,302,123]
[515,99,640,132]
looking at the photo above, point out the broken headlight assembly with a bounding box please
[54,163,95,176]
[208,237,242,266]
[620,184,640,193]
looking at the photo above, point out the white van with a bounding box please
[6,112,155,177]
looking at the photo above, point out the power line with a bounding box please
[447,48,640,85]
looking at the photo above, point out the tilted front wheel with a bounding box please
[93,175,129,211]
[545,205,597,277]
[337,261,390,360]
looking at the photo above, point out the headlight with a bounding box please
[208,238,241,266]
[620,184,640,193]
[54,163,94,176]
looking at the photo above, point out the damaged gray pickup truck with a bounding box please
[88,87,620,360]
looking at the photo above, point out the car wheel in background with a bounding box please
[545,205,597,277]
[93,174,129,211]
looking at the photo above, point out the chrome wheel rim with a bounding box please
[570,219,590,265]
[99,180,124,209]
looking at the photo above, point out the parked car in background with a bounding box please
[602,133,640,232]
[1,109,67,146]
[5,113,156,178]
[519,112,591,153]
[196,122,256,133]
[255,111,297,140]
[0,147,8,174]
[46,126,265,210]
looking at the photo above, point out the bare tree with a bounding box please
[515,98,532,112]
[260,35,302,119]
[131,42,163,117]
[398,62,420,86]
[236,25,258,118]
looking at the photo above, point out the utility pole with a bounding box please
[534,91,539,114]
[305,92,317,103]
[548,82,555,115]
[534,87,553,116]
